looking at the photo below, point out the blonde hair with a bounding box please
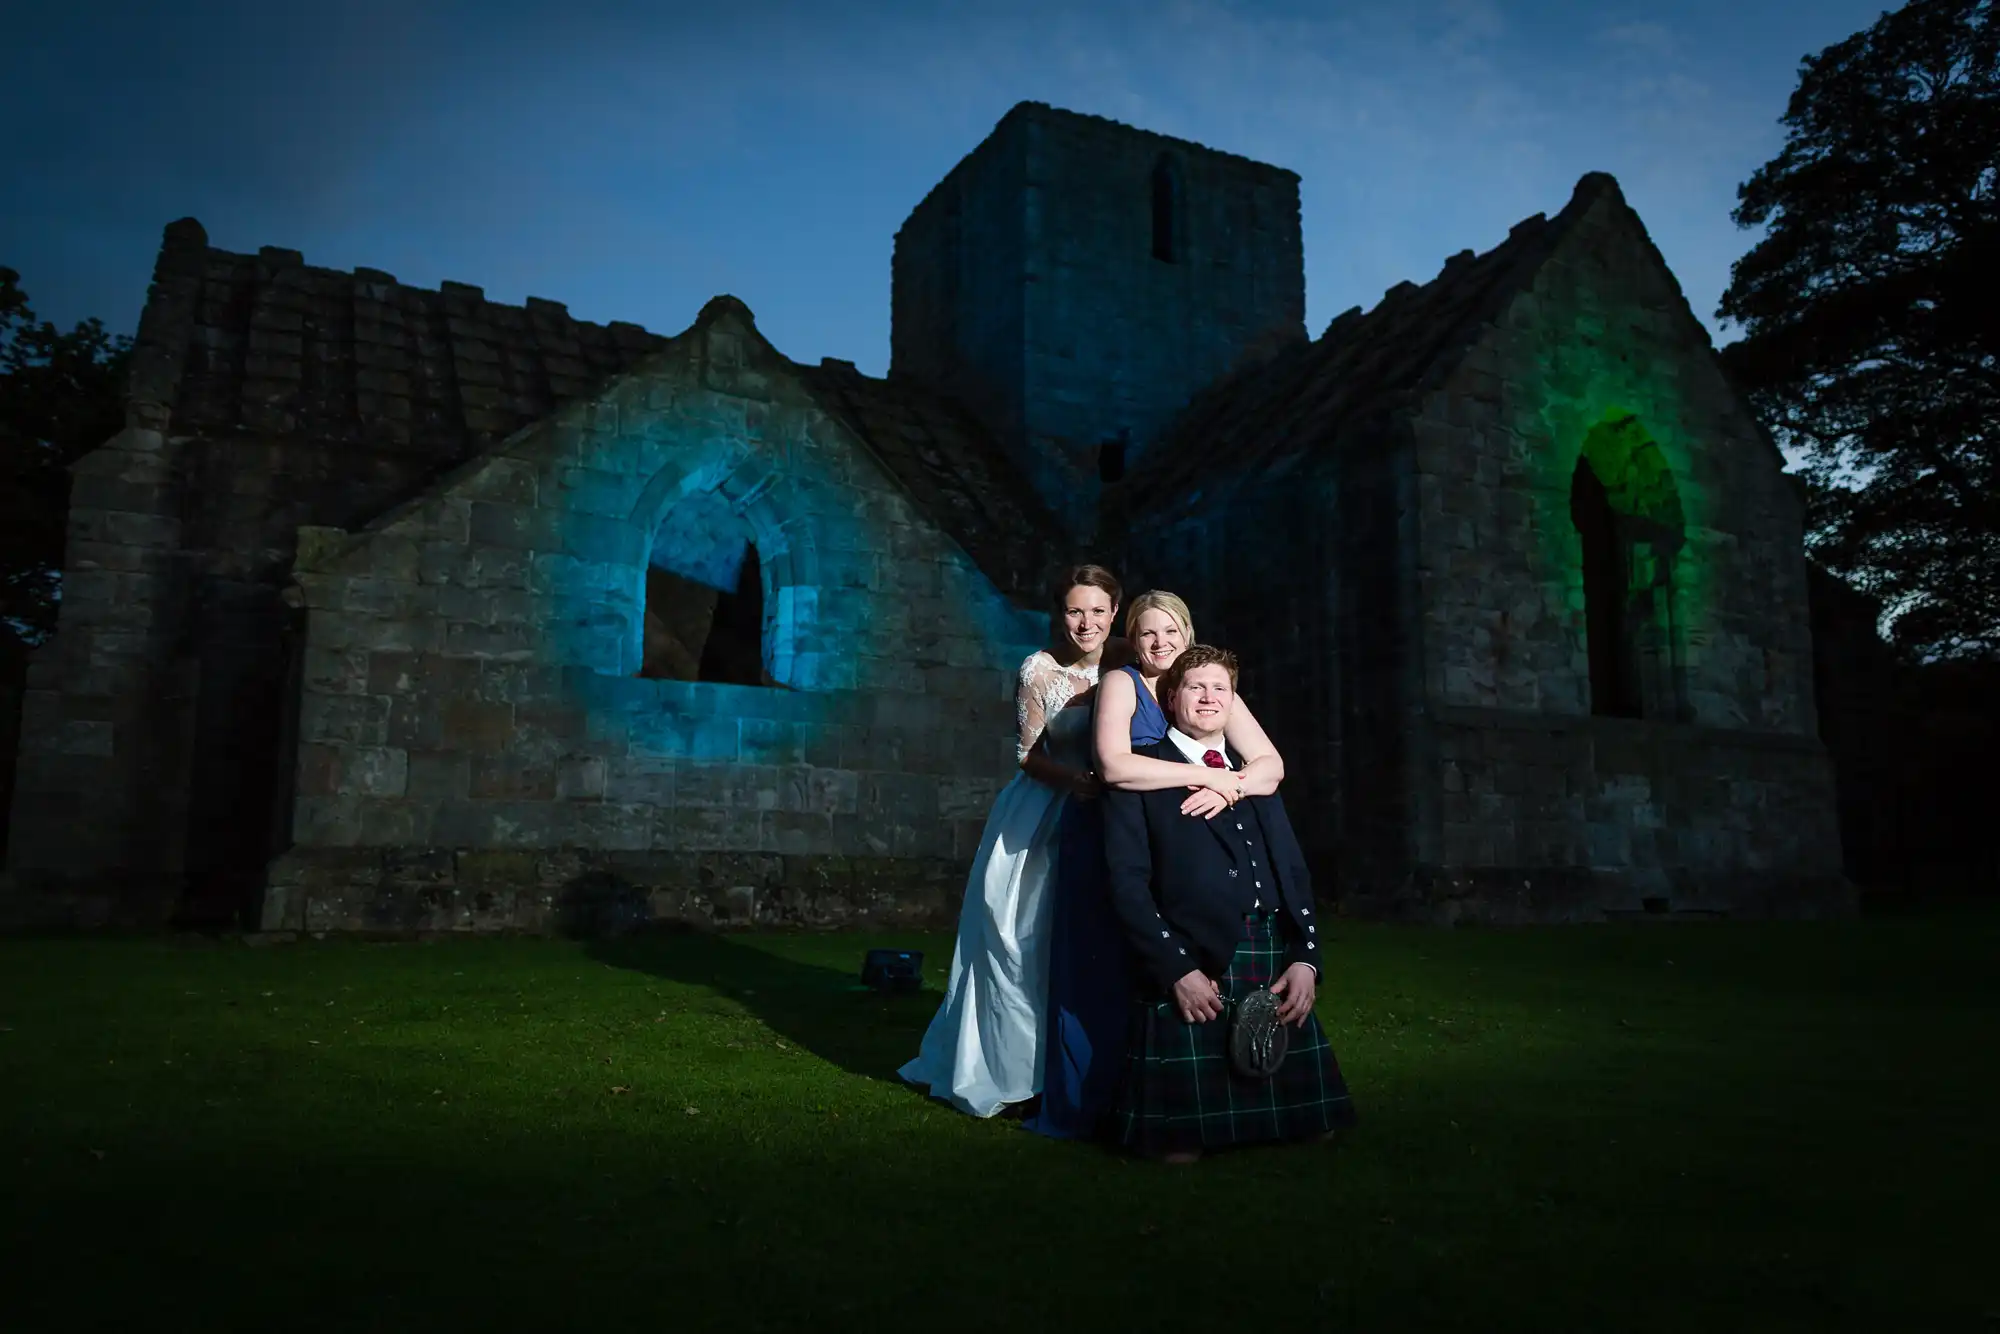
[1124,589,1194,642]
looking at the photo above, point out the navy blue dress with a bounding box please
[1024,664,1169,1140]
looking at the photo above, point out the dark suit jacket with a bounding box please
[1102,739,1323,993]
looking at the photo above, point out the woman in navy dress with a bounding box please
[1024,591,1287,1139]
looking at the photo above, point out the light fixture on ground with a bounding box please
[861,949,924,994]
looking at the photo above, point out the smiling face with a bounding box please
[1061,583,1117,660]
[1131,607,1188,677]
[1169,662,1235,741]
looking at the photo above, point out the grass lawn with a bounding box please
[1,911,1993,1333]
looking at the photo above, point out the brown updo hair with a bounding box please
[1055,563,1122,611]
[1159,643,1240,700]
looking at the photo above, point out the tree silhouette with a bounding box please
[1718,0,1997,659]
[0,267,132,665]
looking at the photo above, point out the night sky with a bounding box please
[4,0,1887,373]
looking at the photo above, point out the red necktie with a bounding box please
[1202,749,1226,769]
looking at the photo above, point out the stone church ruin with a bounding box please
[2,102,1851,931]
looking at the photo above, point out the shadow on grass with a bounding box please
[6,920,1997,1332]
[582,924,943,1091]
[3,1118,1113,1334]
[8,1030,1987,1334]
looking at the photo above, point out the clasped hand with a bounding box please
[1172,969,1223,1023]
[1175,962,1317,1026]
[1269,962,1317,1025]
[1178,769,1242,819]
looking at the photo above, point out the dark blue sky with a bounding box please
[3,0,1887,374]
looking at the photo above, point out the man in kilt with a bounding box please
[1102,644,1357,1161]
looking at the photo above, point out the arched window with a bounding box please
[1150,154,1181,264]
[638,490,770,687]
[1569,412,1688,721]
[1570,457,1641,718]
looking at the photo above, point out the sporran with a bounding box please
[1226,985,1289,1079]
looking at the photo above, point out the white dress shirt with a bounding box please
[1166,727,1233,769]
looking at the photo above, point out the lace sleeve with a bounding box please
[1015,653,1051,764]
[1014,652,1077,764]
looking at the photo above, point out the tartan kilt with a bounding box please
[1112,913,1358,1155]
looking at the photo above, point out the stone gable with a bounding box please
[262,296,1046,932]
[1426,179,1816,732]
[1123,172,1846,924]
[1391,180,1838,921]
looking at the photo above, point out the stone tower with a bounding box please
[890,102,1306,540]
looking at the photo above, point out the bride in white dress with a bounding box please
[899,565,1122,1117]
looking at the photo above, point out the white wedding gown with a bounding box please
[899,652,1098,1117]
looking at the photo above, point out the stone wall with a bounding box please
[1121,463,1352,881]
[1389,184,1847,919]
[5,121,1855,935]
[1329,428,1425,895]
[4,225,663,923]
[265,672,1005,933]
[166,430,494,919]
[1412,186,1822,735]
[1122,390,1441,905]
[269,297,1042,932]
[5,220,211,912]
[1374,709,1848,923]
[264,849,974,937]
[5,226,1049,933]
[890,114,1029,508]
[893,103,1305,538]
[4,222,1050,932]
[1120,181,1848,923]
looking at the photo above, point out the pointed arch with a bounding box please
[1570,457,1640,717]
[1571,410,1688,720]
[625,443,814,689]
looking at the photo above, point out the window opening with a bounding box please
[1151,155,1180,263]
[697,544,766,686]
[1099,430,1129,483]
[1571,456,1642,718]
